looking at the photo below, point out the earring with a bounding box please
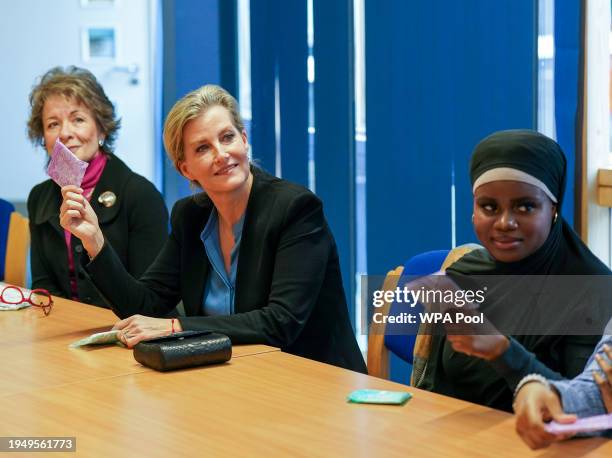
[471,214,475,224]
[553,212,558,224]
[98,138,104,147]
[41,139,46,147]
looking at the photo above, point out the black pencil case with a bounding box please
[133,330,232,371]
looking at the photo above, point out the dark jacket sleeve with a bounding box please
[488,335,597,390]
[85,201,183,317]
[87,190,334,348]
[123,175,169,278]
[489,337,564,390]
[27,185,64,296]
[178,192,330,346]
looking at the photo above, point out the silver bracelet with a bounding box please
[513,373,551,401]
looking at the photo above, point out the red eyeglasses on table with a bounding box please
[0,284,53,316]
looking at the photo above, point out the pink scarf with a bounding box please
[64,152,108,300]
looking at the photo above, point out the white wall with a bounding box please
[585,0,612,265]
[0,0,156,206]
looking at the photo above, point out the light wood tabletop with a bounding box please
[0,295,277,397]
[1,295,610,457]
[3,350,612,457]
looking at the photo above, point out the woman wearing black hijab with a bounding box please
[415,130,612,412]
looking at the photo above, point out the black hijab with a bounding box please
[421,130,611,411]
[450,129,609,276]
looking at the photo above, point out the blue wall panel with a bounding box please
[554,0,581,226]
[162,0,236,209]
[249,0,277,173]
[314,0,356,325]
[277,0,309,186]
[249,0,309,185]
[365,0,537,276]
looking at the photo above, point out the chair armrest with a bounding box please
[367,265,404,379]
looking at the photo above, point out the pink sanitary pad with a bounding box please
[47,139,88,187]
[545,413,612,434]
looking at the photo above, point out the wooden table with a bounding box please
[1,296,611,457]
[0,296,277,396]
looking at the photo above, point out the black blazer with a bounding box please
[87,167,366,373]
[27,154,169,306]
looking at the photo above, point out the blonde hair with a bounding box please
[163,84,244,171]
[27,66,120,154]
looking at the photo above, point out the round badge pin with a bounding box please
[98,191,117,208]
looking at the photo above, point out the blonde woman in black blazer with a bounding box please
[59,84,366,373]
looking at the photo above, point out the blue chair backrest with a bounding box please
[0,199,16,280]
[384,249,449,364]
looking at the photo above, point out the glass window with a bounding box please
[354,0,367,347]
[538,0,556,139]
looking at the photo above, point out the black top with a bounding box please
[27,154,169,307]
[418,130,612,411]
[85,167,367,373]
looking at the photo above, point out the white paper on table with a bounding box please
[69,330,124,348]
